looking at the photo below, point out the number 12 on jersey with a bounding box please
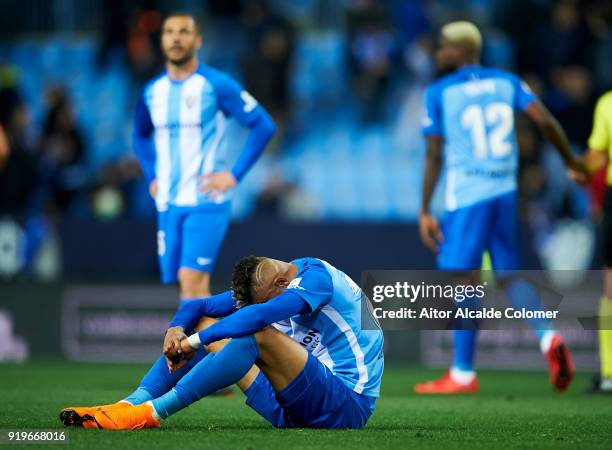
[461,102,514,159]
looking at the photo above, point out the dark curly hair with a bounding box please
[231,255,264,308]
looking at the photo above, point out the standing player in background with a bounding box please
[134,12,276,302]
[570,91,612,393]
[415,21,589,394]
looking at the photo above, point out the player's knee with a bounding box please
[194,315,218,332]
[253,326,281,349]
[178,269,210,298]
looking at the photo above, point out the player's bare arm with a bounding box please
[569,148,608,185]
[419,135,444,254]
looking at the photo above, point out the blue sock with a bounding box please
[150,389,187,419]
[123,348,207,404]
[453,329,477,371]
[123,387,153,405]
[504,279,553,340]
[152,335,259,419]
[453,295,480,371]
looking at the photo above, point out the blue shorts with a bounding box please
[438,192,519,271]
[157,204,231,284]
[244,352,376,429]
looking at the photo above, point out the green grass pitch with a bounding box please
[0,362,610,449]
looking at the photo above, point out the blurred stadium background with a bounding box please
[0,0,610,369]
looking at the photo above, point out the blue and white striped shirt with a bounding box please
[134,64,275,212]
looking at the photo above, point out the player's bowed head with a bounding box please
[232,256,299,308]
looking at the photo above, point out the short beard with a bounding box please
[166,49,195,67]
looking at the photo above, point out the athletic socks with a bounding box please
[449,366,476,384]
[151,335,259,419]
[538,330,556,354]
[453,329,477,372]
[122,387,153,406]
[599,297,612,382]
[122,348,207,404]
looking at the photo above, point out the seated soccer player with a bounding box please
[59,256,384,430]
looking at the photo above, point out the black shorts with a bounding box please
[603,188,612,267]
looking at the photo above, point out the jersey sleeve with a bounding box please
[204,67,276,181]
[211,71,265,127]
[422,84,442,137]
[132,90,156,183]
[588,95,610,151]
[285,263,334,312]
[196,291,309,345]
[168,290,237,333]
[512,75,538,112]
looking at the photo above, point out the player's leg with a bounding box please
[59,316,232,427]
[415,200,493,394]
[178,269,211,299]
[59,210,185,426]
[158,207,184,286]
[177,206,231,299]
[91,327,372,429]
[489,192,574,391]
[598,188,612,392]
[143,327,305,424]
[121,316,227,405]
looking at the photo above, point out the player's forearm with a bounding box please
[189,292,308,348]
[169,290,236,333]
[230,113,276,182]
[421,138,443,214]
[133,134,156,183]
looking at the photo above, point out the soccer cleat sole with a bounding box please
[59,409,98,428]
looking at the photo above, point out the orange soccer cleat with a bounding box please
[59,401,131,427]
[414,370,480,394]
[545,334,575,392]
[92,402,160,430]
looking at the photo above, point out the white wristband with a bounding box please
[186,333,202,350]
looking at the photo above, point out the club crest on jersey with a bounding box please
[185,95,197,108]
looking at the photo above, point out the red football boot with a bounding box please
[545,334,575,392]
[414,370,480,394]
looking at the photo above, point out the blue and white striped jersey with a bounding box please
[422,65,537,211]
[279,257,385,398]
[134,64,273,212]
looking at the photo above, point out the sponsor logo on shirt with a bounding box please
[287,277,305,290]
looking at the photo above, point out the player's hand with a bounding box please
[163,326,187,364]
[567,160,590,186]
[199,171,237,199]
[149,179,158,198]
[168,339,197,373]
[419,211,443,254]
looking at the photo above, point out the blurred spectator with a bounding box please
[241,0,294,129]
[126,7,163,82]
[39,87,87,216]
[0,83,37,220]
[545,65,596,145]
[97,0,130,68]
[534,0,595,78]
[345,0,396,123]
